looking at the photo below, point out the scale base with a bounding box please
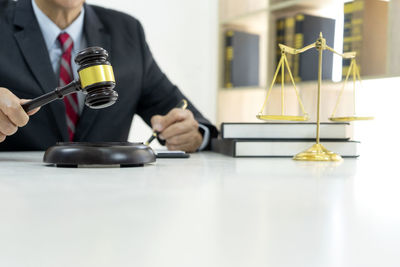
[44,142,156,167]
[293,143,342,161]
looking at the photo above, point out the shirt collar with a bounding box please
[31,0,85,52]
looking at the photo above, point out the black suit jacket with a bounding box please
[0,0,218,151]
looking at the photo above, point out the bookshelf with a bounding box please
[217,0,397,125]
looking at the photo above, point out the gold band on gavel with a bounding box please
[78,65,115,88]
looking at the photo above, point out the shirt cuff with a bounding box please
[198,123,210,151]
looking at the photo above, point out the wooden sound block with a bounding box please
[43,142,156,168]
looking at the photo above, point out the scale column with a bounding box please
[293,33,342,161]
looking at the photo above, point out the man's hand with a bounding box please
[151,108,203,153]
[0,87,40,143]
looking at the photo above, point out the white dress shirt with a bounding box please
[32,0,86,114]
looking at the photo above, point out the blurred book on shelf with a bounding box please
[275,17,285,83]
[343,0,388,78]
[224,30,260,88]
[274,13,335,82]
[276,17,295,83]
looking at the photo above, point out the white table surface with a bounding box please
[0,151,399,267]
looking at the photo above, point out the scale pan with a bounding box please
[257,114,309,121]
[329,116,374,122]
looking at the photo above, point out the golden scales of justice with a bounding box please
[257,33,373,161]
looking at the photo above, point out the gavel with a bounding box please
[22,47,118,112]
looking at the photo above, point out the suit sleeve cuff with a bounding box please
[197,123,210,151]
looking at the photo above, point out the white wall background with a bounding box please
[87,0,218,145]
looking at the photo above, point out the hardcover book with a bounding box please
[212,138,359,158]
[221,122,352,140]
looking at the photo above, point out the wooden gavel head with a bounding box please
[75,47,118,109]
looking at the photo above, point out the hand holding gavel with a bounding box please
[0,47,118,143]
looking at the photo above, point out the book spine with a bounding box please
[275,18,285,83]
[284,16,295,83]
[342,1,364,77]
[224,30,234,88]
[294,14,335,81]
[342,2,353,77]
[211,139,235,157]
[293,14,304,83]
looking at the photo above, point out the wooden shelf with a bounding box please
[219,0,339,24]
[219,86,265,91]
[269,0,337,12]
[219,0,268,23]
[220,8,268,25]
[217,0,398,124]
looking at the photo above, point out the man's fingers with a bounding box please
[0,88,29,143]
[0,110,18,136]
[166,131,203,153]
[27,109,40,116]
[151,109,191,132]
[166,142,193,152]
[0,89,29,127]
[166,131,197,146]
[20,99,40,116]
[160,118,198,140]
[150,115,164,132]
[0,132,7,142]
[150,108,202,152]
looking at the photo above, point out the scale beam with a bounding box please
[257,32,372,162]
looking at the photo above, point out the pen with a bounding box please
[144,99,188,146]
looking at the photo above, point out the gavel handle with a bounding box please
[22,81,80,112]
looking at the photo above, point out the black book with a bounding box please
[212,138,359,158]
[224,30,260,88]
[275,17,285,83]
[293,14,336,82]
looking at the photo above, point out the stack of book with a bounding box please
[211,122,359,158]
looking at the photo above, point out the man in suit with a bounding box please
[0,0,218,152]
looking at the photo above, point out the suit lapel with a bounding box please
[74,4,112,141]
[13,0,69,141]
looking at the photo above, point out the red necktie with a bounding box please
[58,32,79,141]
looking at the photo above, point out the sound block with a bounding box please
[44,142,156,167]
